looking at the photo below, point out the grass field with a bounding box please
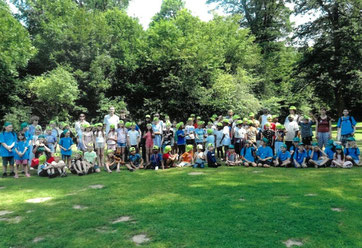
[0,123,361,248]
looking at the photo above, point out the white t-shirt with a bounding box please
[103,114,120,134]
[74,120,89,134]
[234,126,246,139]
[260,114,272,131]
[284,114,299,126]
[285,121,299,141]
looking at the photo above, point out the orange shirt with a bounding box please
[181,151,193,163]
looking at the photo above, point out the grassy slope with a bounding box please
[0,167,361,248]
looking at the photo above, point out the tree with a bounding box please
[0,1,35,118]
[293,0,362,116]
[73,0,129,10]
[152,0,185,23]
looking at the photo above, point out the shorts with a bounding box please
[302,136,312,146]
[2,156,14,166]
[257,159,272,165]
[186,140,195,145]
[313,158,325,166]
[16,159,28,165]
[177,162,191,167]
[62,155,71,160]
[38,170,48,177]
[117,142,126,147]
[95,142,105,149]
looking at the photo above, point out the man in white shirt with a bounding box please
[74,113,89,134]
[103,106,120,134]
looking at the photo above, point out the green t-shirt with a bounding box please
[84,151,97,163]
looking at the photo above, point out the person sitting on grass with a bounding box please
[83,143,100,173]
[308,142,329,168]
[225,145,240,166]
[178,144,194,167]
[127,147,142,171]
[105,149,118,173]
[59,130,73,169]
[205,128,215,151]
[289,137,300,157]
[331,145,345,168]
[206,144,220,168]
[324,140,336,167]
[293,143,308,168]
[37,154,56,178]
[193,144,206,168]
[344,137,360,166]
[256,138,273,168]
[148,145,163,170]
[70,150,87,176]
[51,153,67,177]
[274,143,291,167]
[163,145,178,168]
[240,140,257,167]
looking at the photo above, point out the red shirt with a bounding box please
[47,157,55,163]
[317,117,330,132]
[163,153,170,160]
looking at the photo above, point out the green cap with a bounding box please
[20,122,28,130]
[281,144,287,148]
[207,129,213,135]
[153,117,159,121]
[262,137,268,143]
[223,119,229,124]
[186,144,193,152]
[125,122,131,128]
[4,122,12,127]
[107,149,114,154]
[190,114,196,117]
[336,145,342,150]
[196,116,201,120]
[249,113,255,117]
[243,118,248,122]
[164,145,172,153]
[293,137,300,142]
[39,154,47,164]
[207,143,214,148]
[153,145,159,150]
[265,122,270,127]
[46,126,52,131]
[236,120,243,125]
[145,114,151,118]
[217,122,223,127]
[247,120,253,125]
[49,120,56,125]
[289,106,297,110]
[188,118,193,121]
[110,124,115,129]
[198,121,205,125]
[129,147,136,152]
[83,123,90,128]
[233,115,240,120]
[119,120,124,125]
[211,114,218,118]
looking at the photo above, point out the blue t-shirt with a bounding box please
[14,140,30,160]
[324,146,335,159]
[185,125,195,140]
[51,129,58,139]
[298,121,314,138]
[150,153,162,165]
[129,153,141,165]
[0,131,17,157]
[206,135,215,147]
[195,128,205,143]
[240,147,255,162]
[28,125,36,136]
[293,149,307,164]
[308,150,322,161]
[214,130,223,147]
[256,146,273,160]
[59,137,73,156]
[344,147,360,161]
[46,134,57,145]
[277,151,291,162]
[177,130,186,145]
[337,116,357,135]
[127,130,140,146]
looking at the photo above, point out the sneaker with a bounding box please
[155,166,159,170]
[78,173,84,176]
[25,174,31,178]
[63,172,67,177]
[9,172,15,177]
[2,173,7,178]
[14,174,19,179]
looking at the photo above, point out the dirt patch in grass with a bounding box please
[0,186,5,190]
[0,210,13,216]
[0,216,22,224]
[283,239,303,247]
[33,237,44,243]
[25,197,53,203]
[331,208,343,212]
[132,234,150,245]
[89,184,104,189]
[305,193,317,196]
[111,216,132,224]
[73,205,88,210]
[188,172,204,175]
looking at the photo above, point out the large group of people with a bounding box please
[0,106,359,179]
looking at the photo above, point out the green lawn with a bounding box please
[1,166,361,248]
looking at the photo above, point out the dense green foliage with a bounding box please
[0,0,360,126]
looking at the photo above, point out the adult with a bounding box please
[225,109,234,120]
[140,114,152,161]
[103,106,119,135]
[28,115,40,136]
[119,109,129,123]
[259,109,271,131]
[74,113,89,150]
[284,106,299,126]
[337,109,357,146]
[315,108,331,149]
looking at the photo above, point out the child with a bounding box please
[152,117,163,149]
[37,154,54,178]
[28,116,40,136]
[240,140,257,167]
[233,120,246,155]
[293,143,308,168]
[226,145,240,166]
[178,144,194,167]
[331,145,345,168]
[284,116,299,150]
[220,119,231,159]
[0,122,17,177]
[70,151,87,175]
[214,123,224,159]
[59,130,73,169]
[308,142,329,168]
[176,122,186,155]
[127,122,140,150]
[49,120,59,144]
[206,144,220,168]
[149,145,163,170]
[45,126,57,153]
[116,120,127,162]
[246,121,258,145]
[261,123,275,148]
[298,115,314,146]
[51,153,67,177]
[344,137,360,166]
[106,124,117,151]
[324,140,335,166]
[143,123,154,164]
[205,128,216,150]
[274,144,291,167]
[274,124,285,155]
[83,144,100,173]
[162,123,174,151]
[14,132,30,178]
[105,149,117,173]
[195,121,206,147]
[94,123,105,167]
[163,145,178,168]
[289,137,300,157]
[256,138,273,168]
[337,109,357,146]
[193,144,206,168]
[185,118,195,147]
[128,147,142,170]
[82,124,94,150]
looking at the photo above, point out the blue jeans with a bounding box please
[193,162,205,168]
[317,132,329,148]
